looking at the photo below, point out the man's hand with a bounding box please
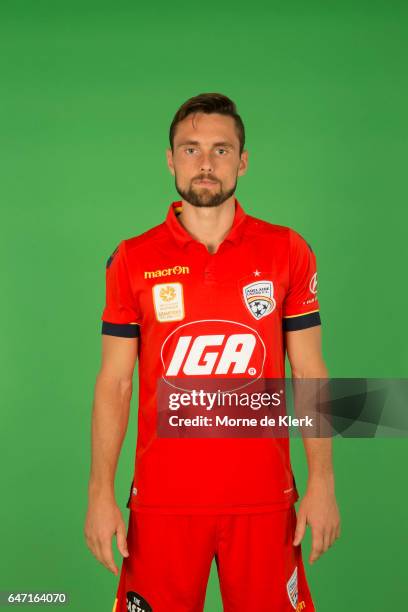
[84,492,129,575]
[293,476,341,564]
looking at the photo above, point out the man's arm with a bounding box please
[285,325,341,564]
[84,335,138,575]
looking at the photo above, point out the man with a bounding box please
[84,93,340,612]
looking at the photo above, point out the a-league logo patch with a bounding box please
[287,566,298,609]
[242,280,276,320]
[126,591,152,612]
[152,282,185,322]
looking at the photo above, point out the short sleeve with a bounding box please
[101,240,141,338]
[282,229,321,332]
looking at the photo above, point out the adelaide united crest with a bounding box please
[242,280,276,320]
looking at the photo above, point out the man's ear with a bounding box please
[238,149,249,177]
[166,147,175,176]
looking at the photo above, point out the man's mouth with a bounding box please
[194,179,218,186]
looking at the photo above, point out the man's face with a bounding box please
[167,112,248,207]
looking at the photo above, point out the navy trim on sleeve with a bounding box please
[283,311,321,332]
[106,244,119,269]
[101,321,140,338]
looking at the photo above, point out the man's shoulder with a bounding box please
[121,220,169,254]
[245,213,291,239]
[246,214,312,250]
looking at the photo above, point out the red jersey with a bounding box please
[101,198,321,514]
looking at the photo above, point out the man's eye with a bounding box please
[185,148,196,154]
[217,148,227,155]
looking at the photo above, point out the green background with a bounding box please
[1,1,407,610]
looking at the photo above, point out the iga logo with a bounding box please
[161,320,266,381]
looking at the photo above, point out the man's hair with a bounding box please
[169,93,245,155]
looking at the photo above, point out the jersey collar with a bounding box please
[165,197,248,249]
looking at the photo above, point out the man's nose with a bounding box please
[200,151,214,172]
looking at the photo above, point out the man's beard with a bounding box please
[175,175,237,208]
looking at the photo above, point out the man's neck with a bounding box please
[177,195,236,254]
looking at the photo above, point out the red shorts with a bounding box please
[112,505,315,612]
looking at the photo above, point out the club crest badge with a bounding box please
[242,280,276,320]
[287,566,298,609]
